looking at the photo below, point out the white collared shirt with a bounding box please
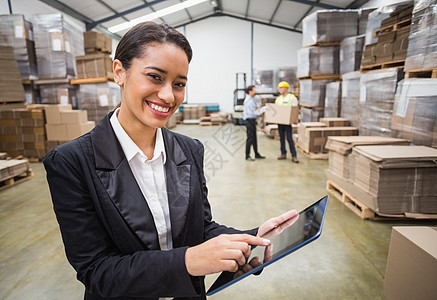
[110,109,173,251]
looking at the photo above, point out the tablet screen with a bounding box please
[206,195,328,296]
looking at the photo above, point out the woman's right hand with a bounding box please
[185,234,270,276]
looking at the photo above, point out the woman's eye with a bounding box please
[147,73,162,81]
[174,82,186,88]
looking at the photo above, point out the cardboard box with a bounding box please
[44,104,72,124]
[75,53,113,78]
[384,227,437,300]
[319,117,349,127]
[60,110,88,124]
[264,103,299,125]
[66,121,95,140]
[45,123,67,141]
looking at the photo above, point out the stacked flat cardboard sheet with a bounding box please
[351,145,437,214]
[0,159,29,181]
[326,136,410,180]
[0,46,26,103]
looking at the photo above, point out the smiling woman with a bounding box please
[43,21,298,300]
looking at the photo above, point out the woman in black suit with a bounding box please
[44,22,298,300]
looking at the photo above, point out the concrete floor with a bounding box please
[1,123,436,300]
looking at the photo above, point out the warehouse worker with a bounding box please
[43,22,299,300]
[275,81,299,163]
[243,85,266,161]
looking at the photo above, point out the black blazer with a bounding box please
[44,112,257,300]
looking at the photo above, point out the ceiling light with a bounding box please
[109,0,208,33]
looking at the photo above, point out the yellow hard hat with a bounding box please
[277,81,290,89]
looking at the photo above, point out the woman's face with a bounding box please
[116,42,189,130]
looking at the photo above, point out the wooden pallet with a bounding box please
[360,60,404,72]
[70,76,114,85]
[405,68,437,79]
[326,180,375,219]
[0,169,34,191]
[297,145,328,160]
[374,18,411,36]
[326,179,437,220]
[298,74,341,80]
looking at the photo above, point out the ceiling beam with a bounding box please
[347,0,370,9]
[86,0,167,30]
[96,0,129,22]
[269,0,282,23]
[285,0,342,10]
[180,0,194,22]
[245,0,251,18]
[293,0,319,29]
[175,11,302,34]
[38,0,121,39]
[143,0,166,24]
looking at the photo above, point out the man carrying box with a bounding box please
[275,81,299,163]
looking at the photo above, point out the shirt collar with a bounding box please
[110,108,167,163]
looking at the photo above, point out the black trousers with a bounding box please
[245,118,258,157]
[278,124,297,157]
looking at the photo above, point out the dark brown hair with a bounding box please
[114,22,193,70]
[245,85,255,94]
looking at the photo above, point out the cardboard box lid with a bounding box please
[353,145,437,162]
[353,146,437,168]
[392,226,437,259]
[325,136,410,154]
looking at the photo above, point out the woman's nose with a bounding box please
[157,83,175,103]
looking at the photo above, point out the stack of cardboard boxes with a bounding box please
[0,106,46,159]
[0,14,37,80]
[0,46,26,103]
[75,31,112,79]
[361,4,413,68]
[404,0,437,71]
[45,104,95,143]
[391,78,437,147]
[32,13,83,79]
[298,10,362,122]
[297,118,358,155]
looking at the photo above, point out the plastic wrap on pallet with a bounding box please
[297,46,339,78]
[299,79,336,108]
[277,67,297,86]
[358,8,376,35]
[340,35,365,74]
[300,107,324,122]
[77,82,121,123]
[340,71,361,127]
[302,10,359,47]
[39,84,78,107]
[324,81,342,118]
[254,69,275,93]
[0,15,38,79]
[32,13,84,79]
[404,0,437,70]
[359,68,404,137]
[392,78,437,147]
[364,1,413,46]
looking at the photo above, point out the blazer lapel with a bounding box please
[91,112,159,250]
[162,129,191,243]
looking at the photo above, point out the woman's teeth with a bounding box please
[150,103,169,113]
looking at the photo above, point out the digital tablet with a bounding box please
[206,195,329,296]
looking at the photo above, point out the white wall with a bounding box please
[185,18,302,112]
[1,0,302,112]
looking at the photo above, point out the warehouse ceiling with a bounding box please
[37,0,369,39]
